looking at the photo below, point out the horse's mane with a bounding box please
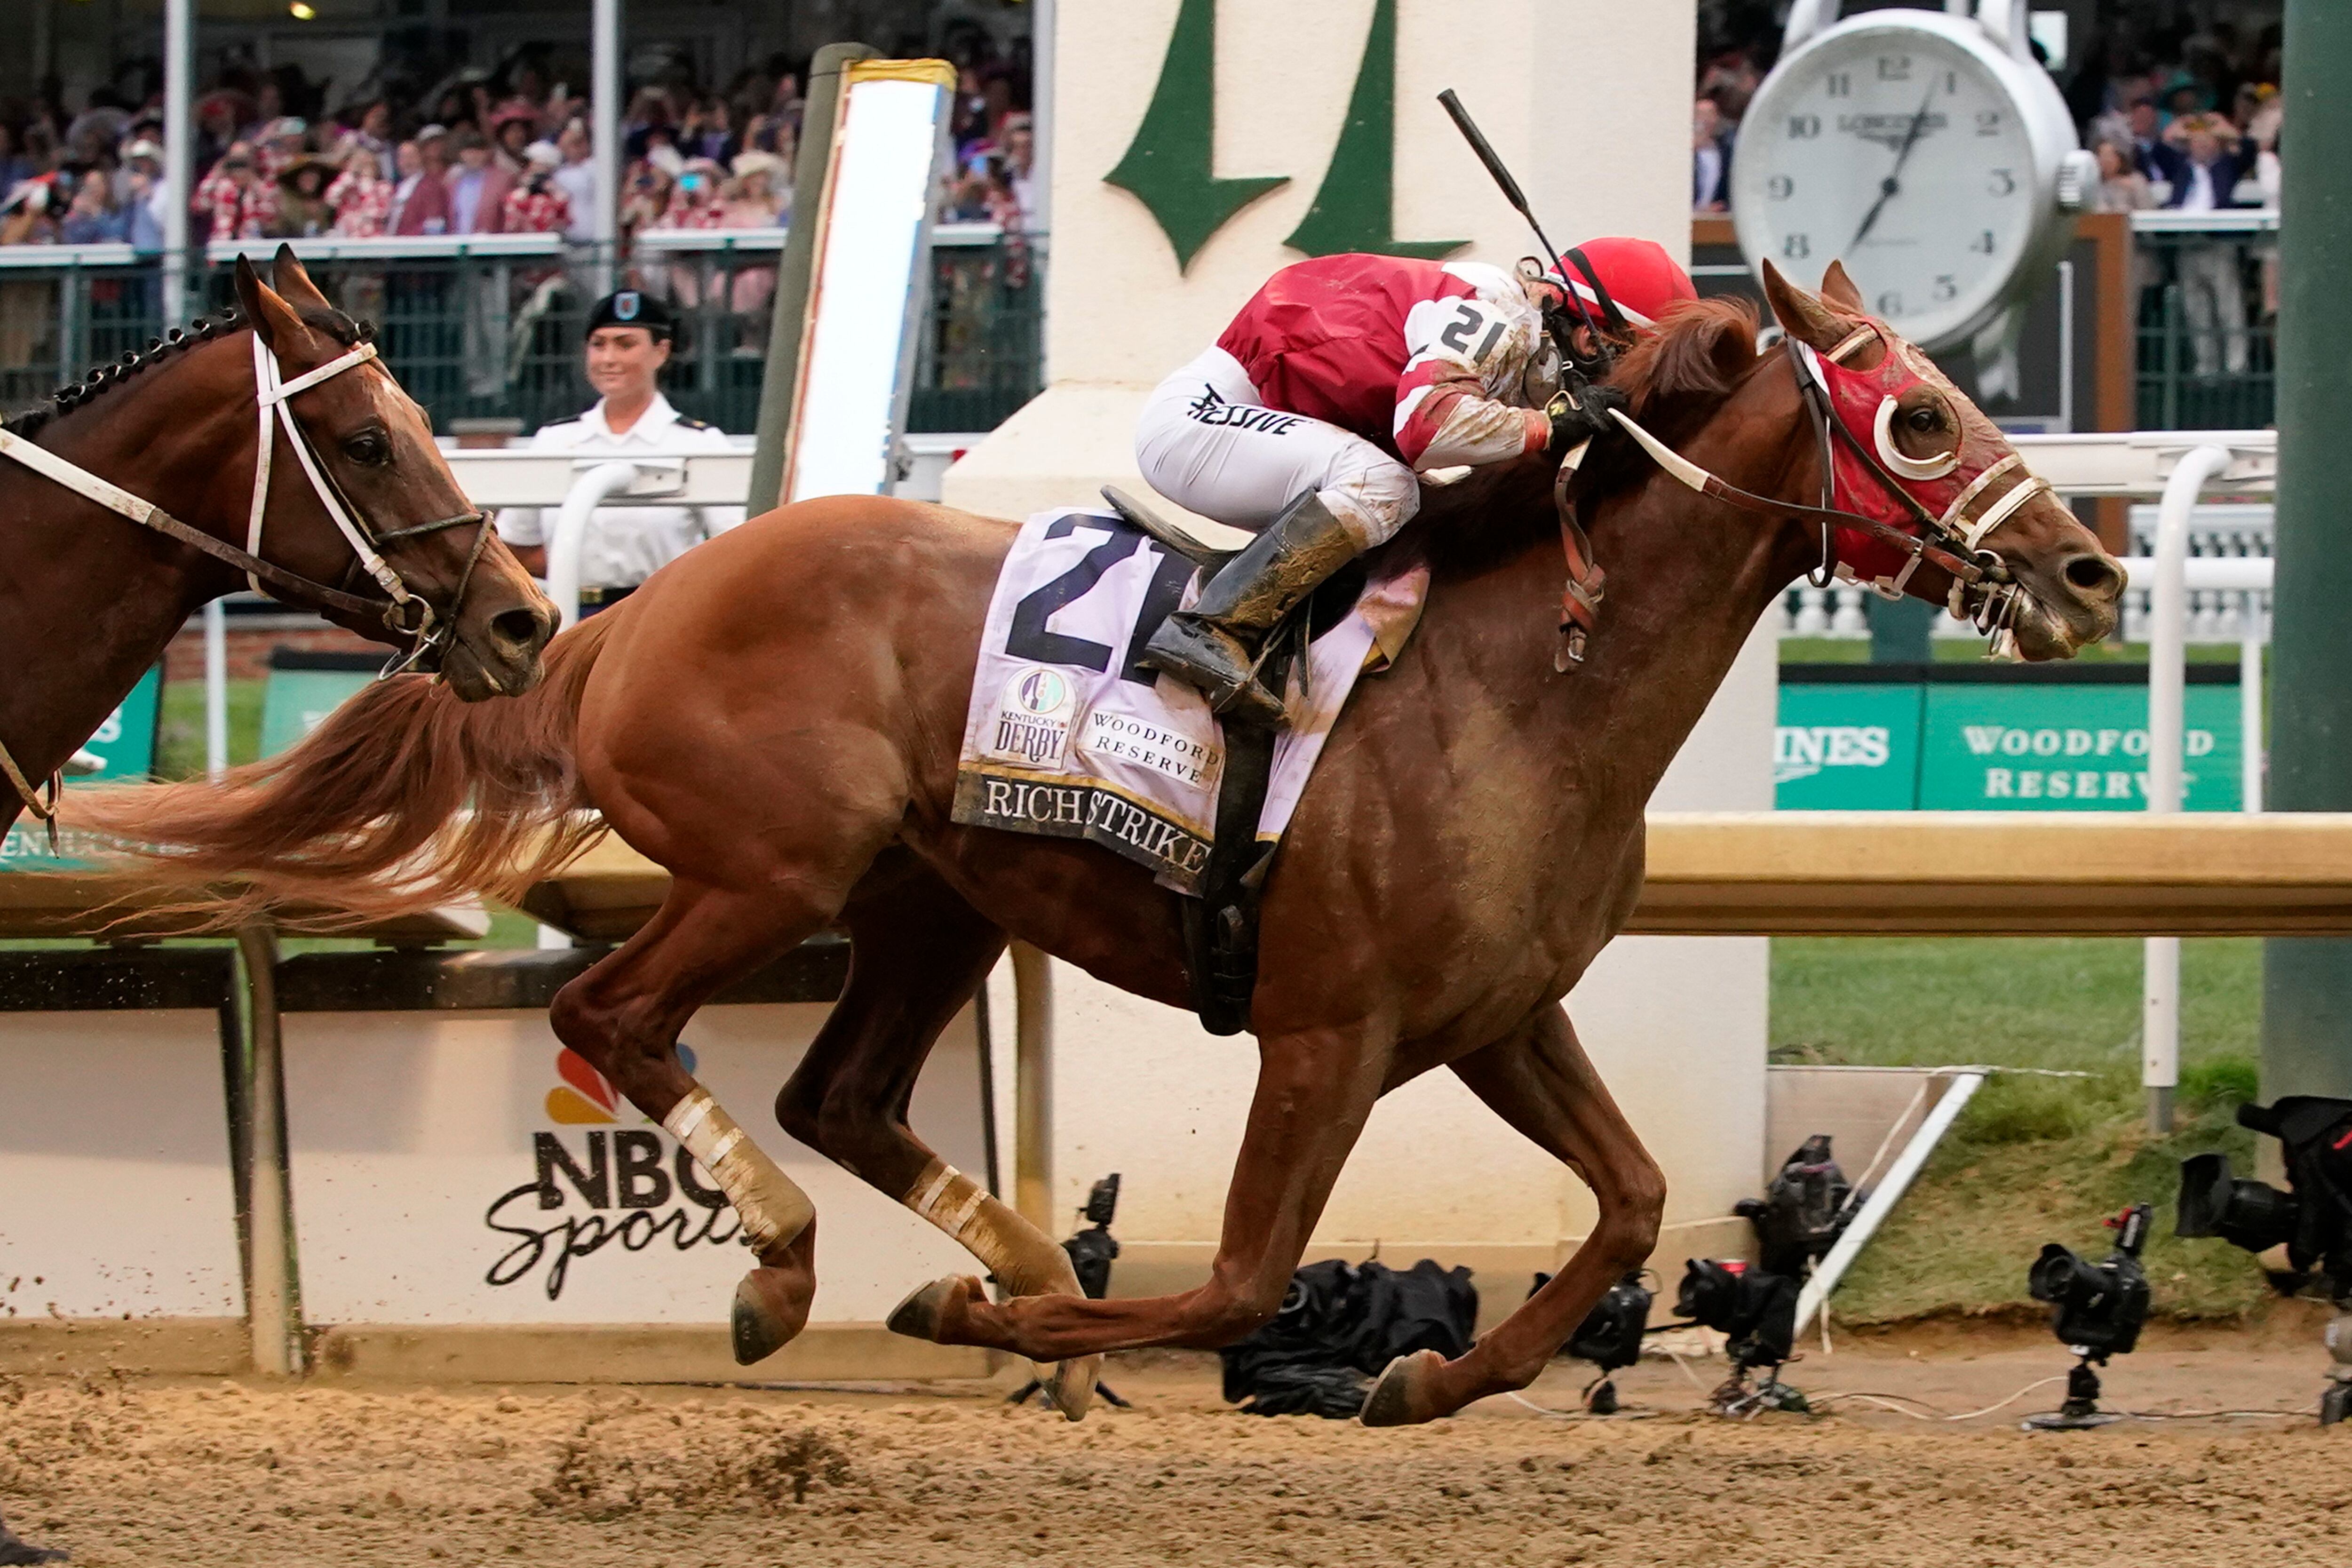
[1413,296,1766,576]
[1605,296,1761,419]
[1,300,371,440]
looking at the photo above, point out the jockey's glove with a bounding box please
[1549,382,1629,452]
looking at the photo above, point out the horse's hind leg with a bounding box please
[775,859,1104,1418]
[548,877,834,1363]
[1360,1003,1665,1425]
[889,1018,1392,1372]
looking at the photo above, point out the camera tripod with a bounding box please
[2022,1354,2126,1430]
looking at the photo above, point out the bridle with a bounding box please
[1548,316,2049,668]
[0,315,493,829]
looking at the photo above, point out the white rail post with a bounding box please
[591,0,622,295]
[1793,1070,1986,1338]
[2145,444,2233,1134]
[537,460,642,950]
[162,0,192,325]
[2242,626,2265,813]
[203,599,228,780]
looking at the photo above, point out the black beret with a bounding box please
[585,288,676,340]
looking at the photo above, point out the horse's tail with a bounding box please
[72,610,623,931]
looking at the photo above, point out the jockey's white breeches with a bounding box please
[1136,346,1420,550]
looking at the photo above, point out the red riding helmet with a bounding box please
[1546,237,1697,332]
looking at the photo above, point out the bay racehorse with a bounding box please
[0,245,550,1565]
[72,261,2123,1425]
[0,244,550,837]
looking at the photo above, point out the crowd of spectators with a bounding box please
[0,32,1037,250]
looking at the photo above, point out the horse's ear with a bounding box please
[1818,259,1866,314]
[269,243,334,314]
[233,254,310,355]
[1760,258,1854,354]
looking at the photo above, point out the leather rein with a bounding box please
[1546,325,2046,669]
[0,321,490,829]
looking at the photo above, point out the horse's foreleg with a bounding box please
[772,866,1104,1417]
[548,878,831,1363]
[892,1019,1391,1370]
[1360,1003,1665,1425]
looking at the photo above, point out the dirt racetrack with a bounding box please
[5,1325,2351,1567]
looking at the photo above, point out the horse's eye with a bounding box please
[343,430,390,466]
[1906,406,1942,434]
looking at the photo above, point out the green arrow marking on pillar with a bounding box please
[1104,0,1289,273]
[1284,0,1468,261]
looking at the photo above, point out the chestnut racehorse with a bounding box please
[74,263,2122,1425]
[0,245,551,837]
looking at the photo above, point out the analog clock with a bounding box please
[1731,2,2095,355]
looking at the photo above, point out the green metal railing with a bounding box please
[0,229,1044,436]
[2131,215,2278,432]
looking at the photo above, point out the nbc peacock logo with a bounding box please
[484,1040,738,1300]
[543,1043,699,1123]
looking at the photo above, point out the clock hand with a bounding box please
[1849,83,1939,251]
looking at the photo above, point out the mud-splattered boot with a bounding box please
[1138,490,1360,727]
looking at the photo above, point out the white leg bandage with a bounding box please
[904,1158,1056,1287]
[664,1086,815,1254]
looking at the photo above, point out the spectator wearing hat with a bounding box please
[326,142,394,237]
[721,150,786,226]
[493,289,740,613]
[502,141,572,234]
[389,128,453,236]
[447,125,514,234]
[193,141,275,241]
[255,117,310,184]
[491,105,539,175]
[118,140,169,251]
[268,154,338,238]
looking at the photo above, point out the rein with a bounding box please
[0,324,491,824]
[1549,328,2047,666]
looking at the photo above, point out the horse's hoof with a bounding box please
[1359,1348,1449,1427]
[1042,1354,1102,1422]
[886,1276,971,1342]
[731,1266,811,1365]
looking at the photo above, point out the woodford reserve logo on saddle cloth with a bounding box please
[952,509,1427,893]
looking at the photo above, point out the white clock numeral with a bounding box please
[1933,275,1958,302]
[1976,109,2003,136]
[1877,289,1903,315]
[1988,168,2017,197]
[1825,72,1852,98]
[1783,233,1812,260]
[1969,230,1997,254]
[1767,175,1794,200]
[1876,54,1910,81]
[1788,113,1821,139]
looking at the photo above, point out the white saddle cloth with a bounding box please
[950,507,1428,894]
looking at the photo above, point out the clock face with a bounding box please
[1732,21,2041,350]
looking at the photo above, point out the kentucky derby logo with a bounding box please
[988,665,1076,768]
[484,1043,741,1300]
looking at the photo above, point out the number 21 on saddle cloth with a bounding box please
[947,507,1430,895]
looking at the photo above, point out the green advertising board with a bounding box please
[0,665,163,869]
[1773,682,1923,810]
[1776,665,2244,812]
[258,652,383,759]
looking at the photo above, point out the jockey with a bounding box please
[1136,238,1697,724]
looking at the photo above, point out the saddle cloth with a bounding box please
[951,508,1428,895]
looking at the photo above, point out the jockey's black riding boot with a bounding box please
[1140,489,1361,727]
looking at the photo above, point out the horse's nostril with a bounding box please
[2063,554,2125,599]
[491,606,548,650]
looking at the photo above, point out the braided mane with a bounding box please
[1,300,372,440]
